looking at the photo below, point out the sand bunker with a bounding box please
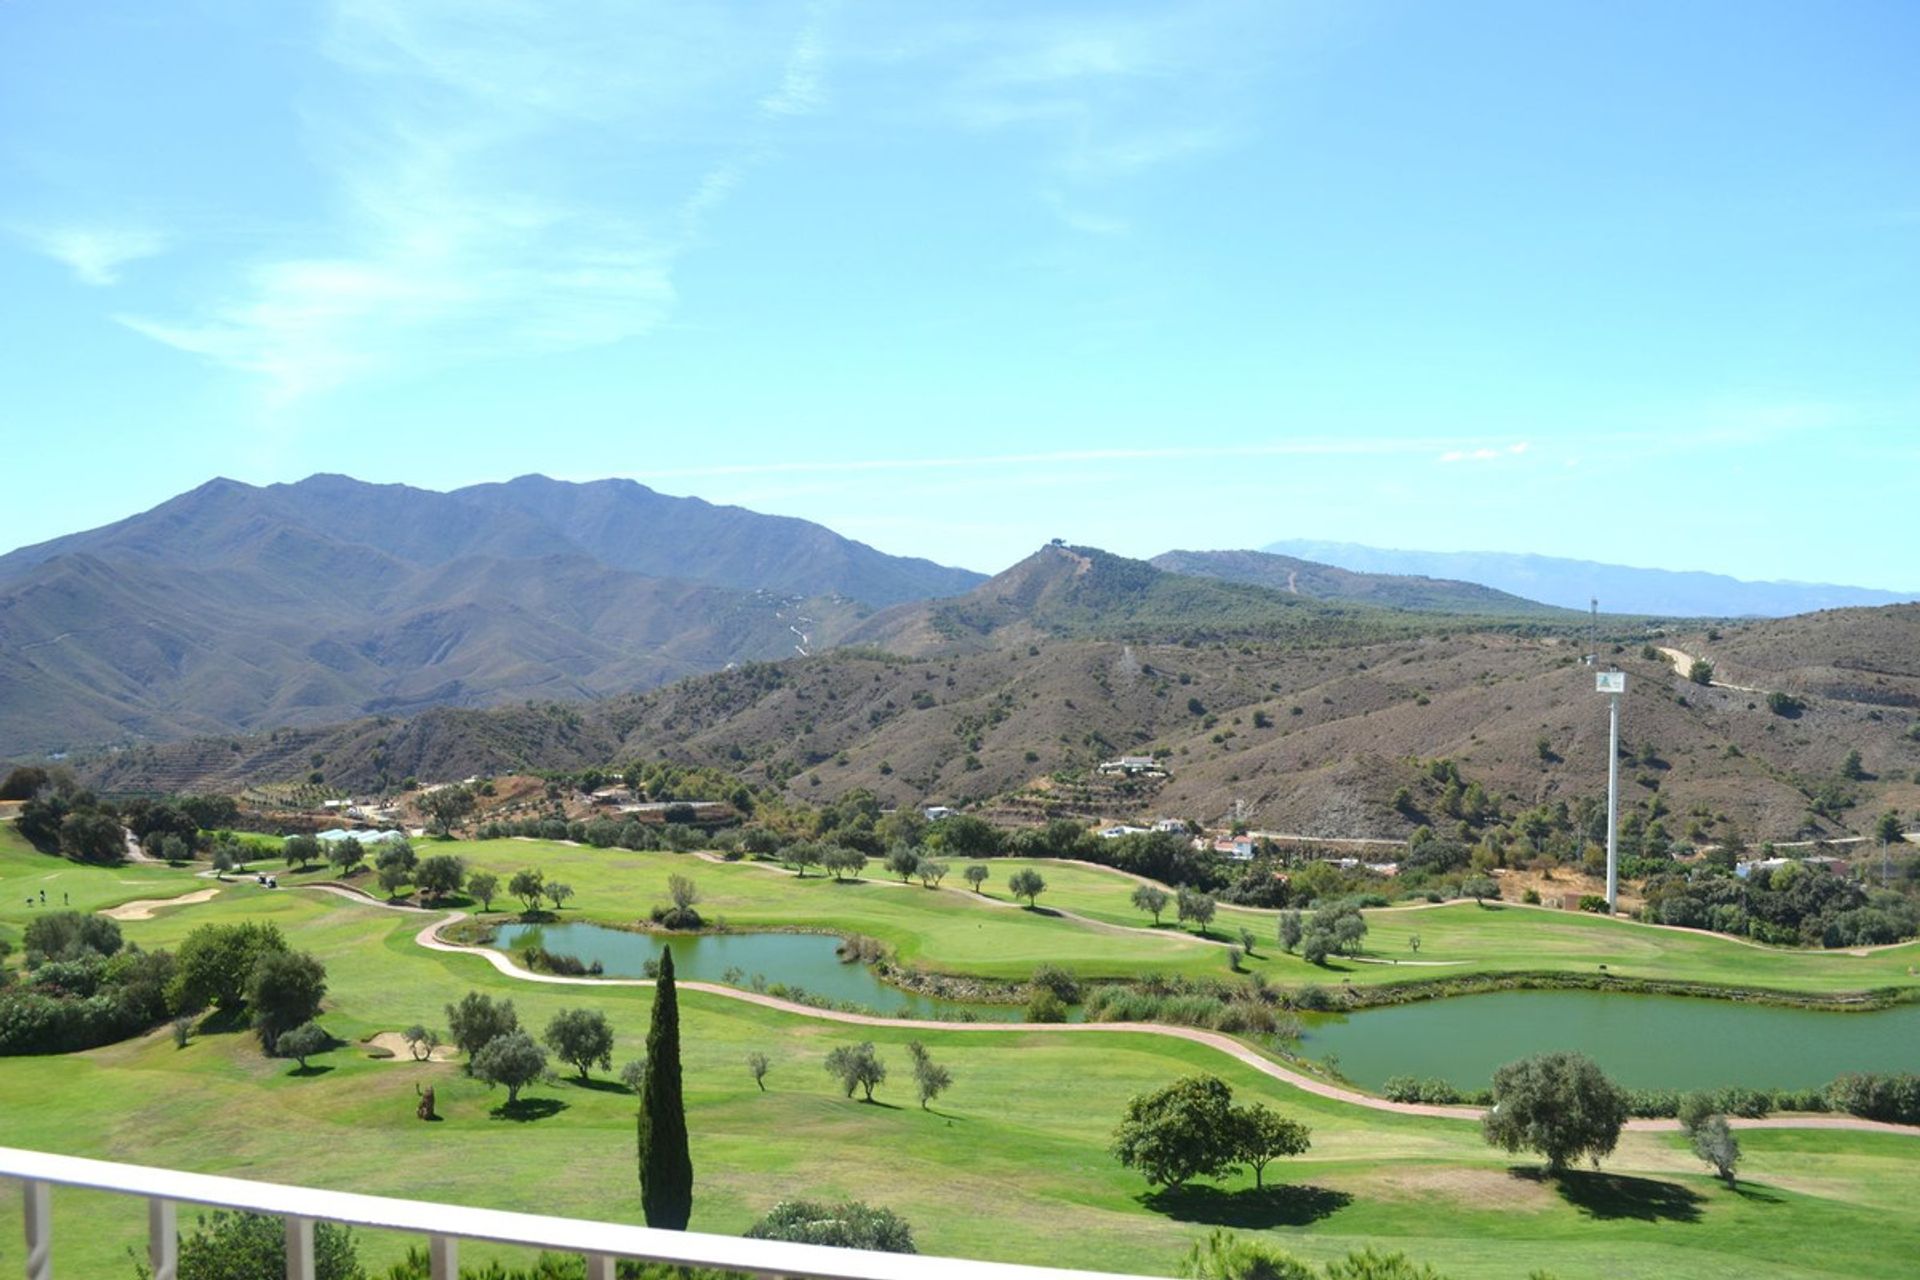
[101,887,221,920]
[365,1031,458,1062]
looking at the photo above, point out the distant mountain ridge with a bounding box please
[1261,539,1918,618]
[1149,549,1577,619]
[844,543,1503,656]
[0,474,983,756]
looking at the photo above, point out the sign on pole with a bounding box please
[1595,671,1626,694]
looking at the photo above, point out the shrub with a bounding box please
[1826,1073,1920,1124]
[746,1200,915,1253]
[1025,988,1068,1023]
[1177,1229,1314,1280]
[132,1210,361,1280]
[1028,964,1082,1003]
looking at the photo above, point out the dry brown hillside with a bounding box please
[71,606,1920,843]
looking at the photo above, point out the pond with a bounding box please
[491,921,1034,1022]
[1305,989,1920,1092]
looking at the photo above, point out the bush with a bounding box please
[132,1209,361,1280]
[22,912,122,964]
[1178,1229,1314,1280]
[1028,963,1082,1003]
[1025,988,1068,1023]
[1381,1076,1462,1105]
[745,1200,915,1253]
[1826,1072,1920,1124]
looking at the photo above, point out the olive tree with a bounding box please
[1132,883,1171,925]
[747,1051,770,1091]
[963,864,990,893]
[414,854,467,903]
[543,1007,615,1080]
[245,950,327,1056]
[906,1041,952,1110]
[508,867,546,913]
[420,785,476,837]
[1177,888,1217,937]
[445,991,518,1071]
[825,1041,887,1102]
[1277,911,1303,953]
[1482,1051,1629,1173]
[884,846,921,883]
[277,1021,330,1070]
[1007,868,1047,907]
[466,870,499,912]
[472,1031,548,1105]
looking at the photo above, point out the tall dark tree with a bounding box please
[637,946,692,1230]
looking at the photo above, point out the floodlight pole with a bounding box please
[1597,671,1626,914]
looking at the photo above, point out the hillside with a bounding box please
[0,474,980,756]
[74,606,1920,844]
[846,543,1537,656]
[1150,548,1577,619]
[1263,538,1919,617]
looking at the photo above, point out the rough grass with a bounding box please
[2,841,1918,1278]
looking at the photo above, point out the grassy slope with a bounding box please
[2,879,1917,1279]
[989,859,1920,996]
[437,839,1920,996]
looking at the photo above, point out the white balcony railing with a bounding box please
[2,1146,1141,1280]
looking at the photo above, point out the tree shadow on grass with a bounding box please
[1140,1184,1351,1228]
[199,1007,251,1036]
[1511,1168,1703,1223]
[287,1064,335,1078]
[1023,905,1065,918]
[1730,1182,1782,1205]
[490,1097,569,1123]
[570,1077,631,1095]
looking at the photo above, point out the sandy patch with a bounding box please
[1368,1165,1556,1211]
[365,1031,458,1062]
[101,887,221,920]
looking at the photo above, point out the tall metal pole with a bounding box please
[1606,690,1620,914]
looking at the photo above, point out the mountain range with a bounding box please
[1261,539,1918,618]
[0,474,982,756]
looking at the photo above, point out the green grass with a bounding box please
[3,876,1917,1279]
[423,838,1920,997]
[989,857,1920,996]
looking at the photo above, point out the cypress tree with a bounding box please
[637,946,693,1229]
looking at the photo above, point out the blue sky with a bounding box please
[3,1,1916,587]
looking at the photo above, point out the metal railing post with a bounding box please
[285,1215,315,1280]
[429,1234,458,1280]
[23,1180,52,1280]
[149,1197,178,1280]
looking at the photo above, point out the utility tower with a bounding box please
[1596,669,1626,912]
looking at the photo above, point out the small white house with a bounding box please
[1099,824,1150,840]
[923,806,957,821]
[1152,818,1189,834]
[1097,756,1163,776]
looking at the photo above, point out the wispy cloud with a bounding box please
[761,1,833,118]
[641,437,1469,481]
[114,0,828,404]
[22,226,166,285]
[1438,441,1530,464]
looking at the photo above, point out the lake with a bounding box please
[1305,988,1920,1091]
[491,921,1029,1022]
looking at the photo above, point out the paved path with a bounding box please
[290,884,1919,1140]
